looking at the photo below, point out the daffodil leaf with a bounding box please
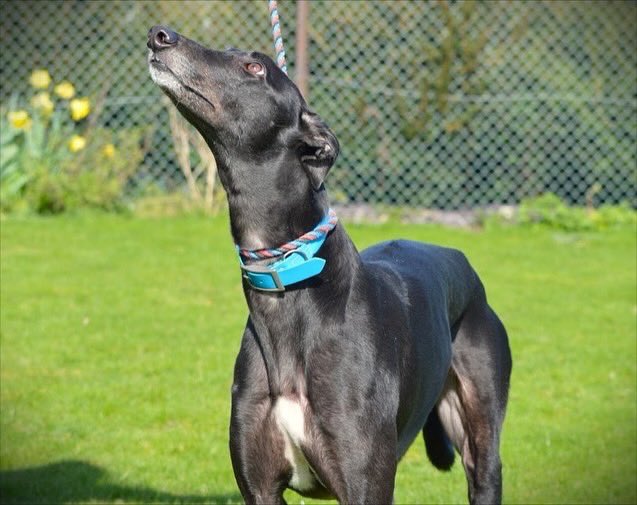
[0,159,19,178]
[0,172,31,198]
[0,124,19,146]
[0,144,19,168]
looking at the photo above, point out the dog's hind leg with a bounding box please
[437,296,512,505]
[423,408,455,471]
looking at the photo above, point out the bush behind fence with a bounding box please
[1,0,635,210]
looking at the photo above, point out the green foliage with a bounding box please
[23,128,146,214]
[516,193,636,231]
[1,74,146,214]
[311,1,636,208]
[389,0,487,142]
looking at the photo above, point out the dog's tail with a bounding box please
[423,409,455,471]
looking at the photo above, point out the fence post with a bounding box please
[295,0,310,100]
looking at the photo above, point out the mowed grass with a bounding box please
[0,213,635,504]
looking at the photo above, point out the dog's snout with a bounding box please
[147,25,179,51]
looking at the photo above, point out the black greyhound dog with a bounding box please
[147,26,512,505]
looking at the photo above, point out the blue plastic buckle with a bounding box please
[240,262,286,292]
[237,212,336,293]
[239,249,327,292]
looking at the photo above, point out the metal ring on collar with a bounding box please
[283,249,308,261]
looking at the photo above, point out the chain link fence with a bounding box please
[1,0,635,209]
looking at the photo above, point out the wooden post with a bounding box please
[295,0,310,100]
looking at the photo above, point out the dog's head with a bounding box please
[147,26,339,192]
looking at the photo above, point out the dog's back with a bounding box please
[361,239,483,326]
[360,240,488,457]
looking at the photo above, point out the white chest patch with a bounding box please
[273,396,316,491]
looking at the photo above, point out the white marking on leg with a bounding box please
[437,378,466,452]
[273,396,315,491]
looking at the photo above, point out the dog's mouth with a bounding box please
[148,52,216,111]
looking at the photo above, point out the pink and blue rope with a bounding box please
[245,4,336,261]
[268,0,288,75]
[239,209,338,260]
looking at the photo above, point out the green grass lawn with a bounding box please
[1,213,635,504]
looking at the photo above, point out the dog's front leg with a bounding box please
[229,331,290,505]
[306,420,398,504]
[304,368,400,504]
[229,403,289,505]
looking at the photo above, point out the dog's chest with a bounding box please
[272,396,321,492]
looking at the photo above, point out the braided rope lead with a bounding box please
[239,209,338,260]
[249,4,337,261]
[268,0,288,75]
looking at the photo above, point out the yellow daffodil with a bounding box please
[69,97,91,121]
[101,143,116,158]
[30,69,51,89]
[7,110,32,130]
[68,135,87,152]
[31,91,55,116]
[54,80,75,100]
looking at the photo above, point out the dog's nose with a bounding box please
[147,25,179,51]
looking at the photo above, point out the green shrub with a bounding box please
[516,193,636,231]
[1,69,145,214]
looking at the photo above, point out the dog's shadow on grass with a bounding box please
[0,460,242,504]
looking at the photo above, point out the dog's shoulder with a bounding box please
[361,239,470,271]
[359,239,481,302]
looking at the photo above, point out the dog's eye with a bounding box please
[245,62,265,76]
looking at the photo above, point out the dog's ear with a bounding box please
[298,110,339,190]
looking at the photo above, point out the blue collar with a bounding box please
[236,213,335,292]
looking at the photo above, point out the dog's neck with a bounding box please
[243,222,361,397]
[227,194,326,253]
[227,186,361,398]
[215,151,330,252]
[210,149,363,395]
